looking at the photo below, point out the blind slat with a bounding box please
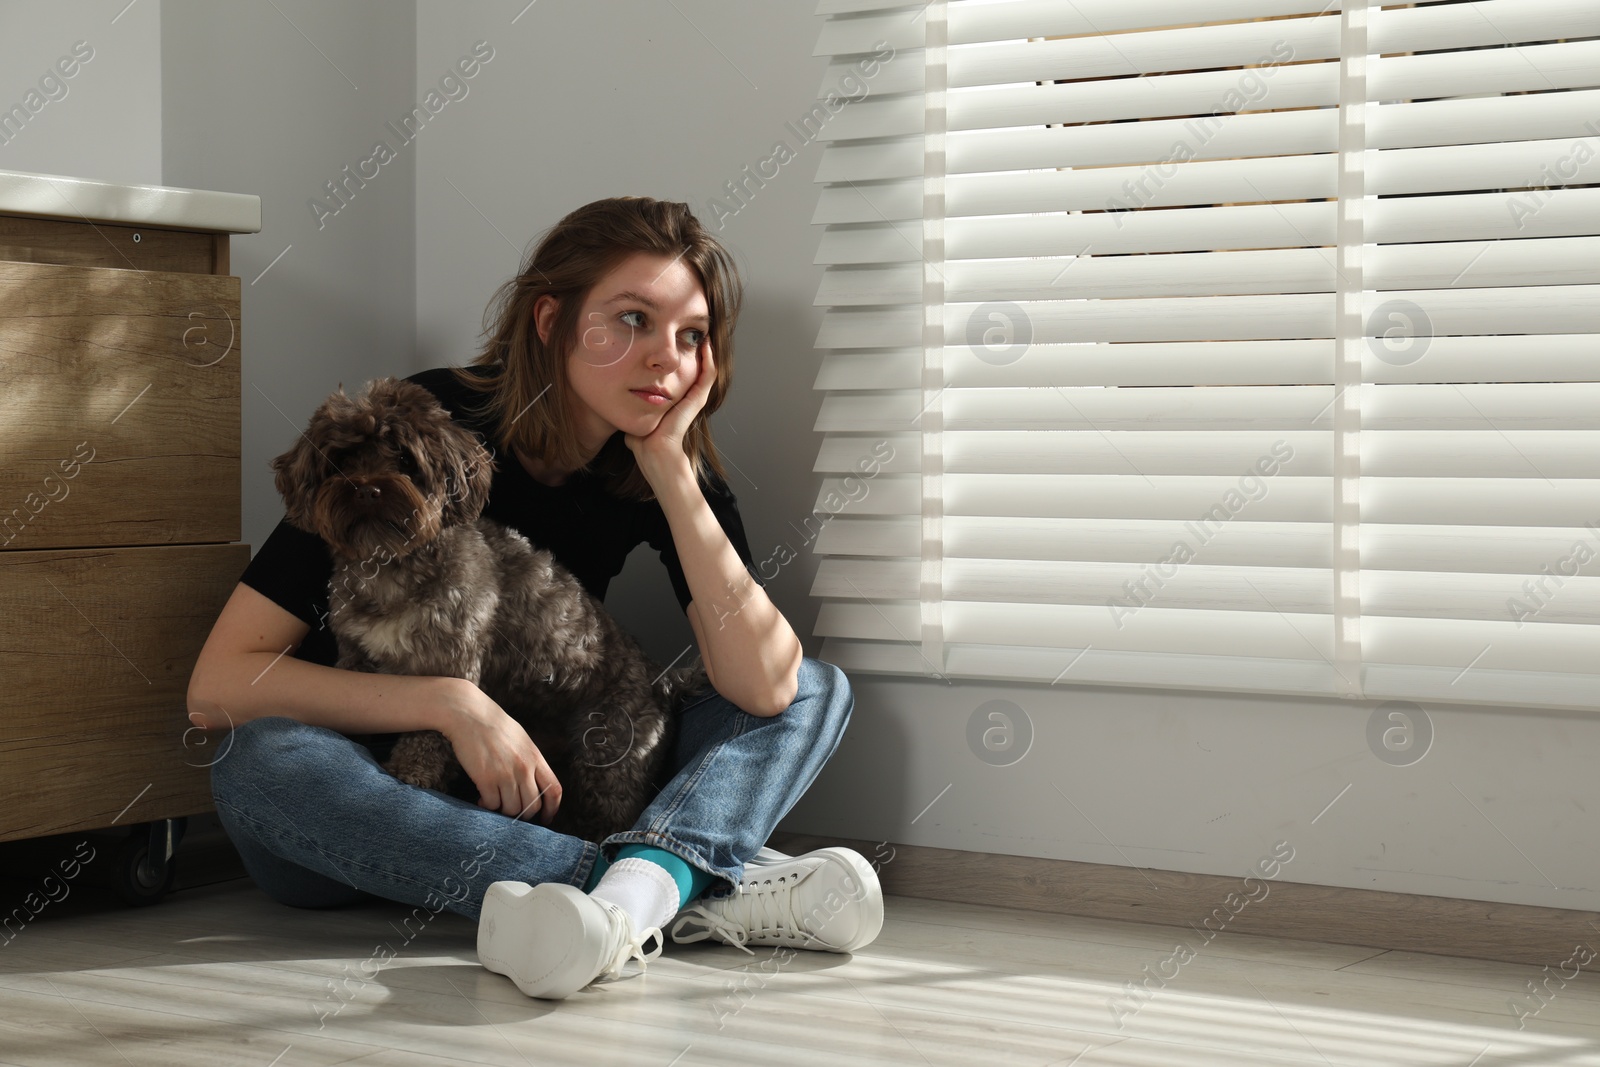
[813,473,1600,528]
[945,1,1600,89]
[816,336,1600,388]
[811,558,1600,625]
[817,239,1600,304]
[943,429,1600,479]
[937,191,1600,259]
[951,0,1336,47]
[815,384,1600,432]
[825,41,1600,142]
[818,287,1600,348]
[950,12,1338,88]
[937,133,1600,216]
[808,514,1600,578]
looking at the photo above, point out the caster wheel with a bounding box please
[113,834,177,907]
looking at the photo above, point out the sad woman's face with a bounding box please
[539,251,710,458]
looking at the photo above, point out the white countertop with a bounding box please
[0,168,260,234]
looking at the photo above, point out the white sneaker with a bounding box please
[668,846,884,954]
[477,881,661,999]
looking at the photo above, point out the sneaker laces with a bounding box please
[669,872,814,955]
[593,900,664,983]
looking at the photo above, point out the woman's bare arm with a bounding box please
[186,583,563,822]
[187,583,466,734]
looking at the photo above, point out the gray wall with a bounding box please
[0,0,162,185]
[162,0,418,558]
[804,672,1600,913]
[6,0,1596,916]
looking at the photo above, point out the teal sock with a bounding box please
[584,844,712,909]
[582,850,612,892]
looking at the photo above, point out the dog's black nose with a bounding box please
[355,484,382,505]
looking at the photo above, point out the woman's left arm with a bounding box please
[653,462,802,717]
[626,340,803,718]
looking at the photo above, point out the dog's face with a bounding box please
[270,377,495,561]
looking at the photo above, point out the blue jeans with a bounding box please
[210,657,853,921]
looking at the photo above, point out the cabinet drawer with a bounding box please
[0,542,249,840]
[0,260,240,551]
[0,216,225,275]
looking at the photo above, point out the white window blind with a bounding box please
[806,0,1600,709]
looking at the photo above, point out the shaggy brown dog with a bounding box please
[269,376,708,841]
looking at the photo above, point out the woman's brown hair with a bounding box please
[449,196,743,503]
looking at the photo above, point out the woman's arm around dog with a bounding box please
[186,583,563,824]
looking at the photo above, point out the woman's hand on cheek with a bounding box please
[625,339,715,479]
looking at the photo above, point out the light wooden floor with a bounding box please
[4,874,1600,1066]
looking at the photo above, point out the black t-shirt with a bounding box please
[239,364,764,670]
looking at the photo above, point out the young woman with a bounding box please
[187,197,882,1000]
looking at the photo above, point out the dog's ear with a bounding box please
[269,385,352,534]
[269,428,330,535]
[440,425,495,525]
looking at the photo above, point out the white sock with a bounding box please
[590,858,679,936]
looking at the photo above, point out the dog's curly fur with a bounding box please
[269,376,708,841]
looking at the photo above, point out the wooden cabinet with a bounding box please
[0,173,259,842]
